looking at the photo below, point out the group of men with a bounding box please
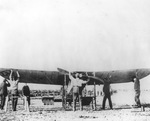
[67,72,113,111]
[67,72,141,111]
[0,70,31,112]
[0,70,141,112]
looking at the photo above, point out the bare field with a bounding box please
[1,91,150,121]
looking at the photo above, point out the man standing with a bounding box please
[102,81,113,110]
[0,78,10,110]
[68,72,88,111]
[134,77,141,107]
[22,83,30,112]
[9,70,20,111]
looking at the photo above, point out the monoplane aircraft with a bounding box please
[0,68,150,108]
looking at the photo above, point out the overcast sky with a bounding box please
[0,0,150,91]
[0,0,150,72]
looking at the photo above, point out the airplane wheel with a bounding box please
[42,99,46,105]
[50,100,54,105]
[46,99,49,105]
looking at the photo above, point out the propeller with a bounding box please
[57,68,69,75]
[57,68,104,85]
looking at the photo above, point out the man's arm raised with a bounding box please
[9,70,13,81]
[16,71,20,83]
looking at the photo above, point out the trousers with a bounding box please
[102,94,112,109]
[0,95,6,109]
[11,91,18,111]
[72,86,83,111]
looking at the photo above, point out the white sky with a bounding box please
[0,0,150,72]
[0,0,150,90]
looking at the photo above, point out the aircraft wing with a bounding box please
[58,68,150,84]
[0,68,65,85]
[0,68,103,86]
[95,68,150,84]
[0,68,150,86]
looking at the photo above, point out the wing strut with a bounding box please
[62,74,67,110]
[93,73,97,110]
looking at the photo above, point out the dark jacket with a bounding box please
[103,83,111,95]
[0,79,10,96]
[22,85,30,96]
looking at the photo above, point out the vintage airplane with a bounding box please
[57,68,150,84]
[0,68,103,85]
[0,68,102,108]
[57,68,150,108]
[0,68,150,108]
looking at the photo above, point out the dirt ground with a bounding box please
[1,96,150,121]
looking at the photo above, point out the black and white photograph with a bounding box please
[0,0,150,120]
